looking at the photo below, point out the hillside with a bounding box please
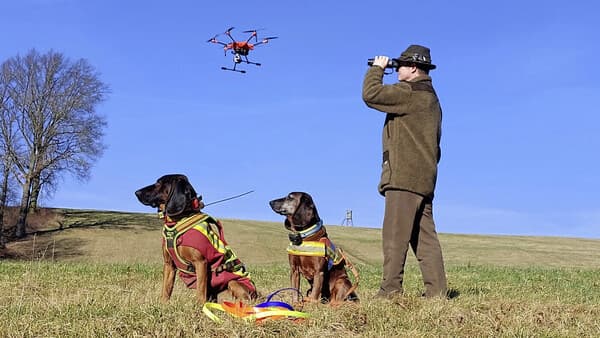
[4,208,599,269]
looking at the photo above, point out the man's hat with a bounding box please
[394,44,436,70]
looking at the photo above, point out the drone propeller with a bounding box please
[223,26,237,42]
[242,29,262,43]
[207,34,228,48]
[242,28,266,33]
[253,36,278,47]
[244,29,272,43]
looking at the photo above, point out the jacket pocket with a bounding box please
[378,151,391,195]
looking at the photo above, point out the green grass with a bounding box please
[1,209,599,337]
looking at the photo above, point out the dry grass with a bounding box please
[1,209,599,337]
[2,262,599,337]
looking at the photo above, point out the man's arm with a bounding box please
[362,67,411,114]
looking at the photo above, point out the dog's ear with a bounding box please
[165,177,196,217]
[292,194,317,227]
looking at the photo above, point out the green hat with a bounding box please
[394,44,436,70]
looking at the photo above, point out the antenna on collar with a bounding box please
[204,190,255,207]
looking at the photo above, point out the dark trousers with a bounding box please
[379,189,447,297]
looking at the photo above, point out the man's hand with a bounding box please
[372,56,389,69]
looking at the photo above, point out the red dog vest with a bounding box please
[162,214,255,294]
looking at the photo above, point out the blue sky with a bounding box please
[2,1,599,238]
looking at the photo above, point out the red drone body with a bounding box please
[208,27,277,73]
[230,41,254,55]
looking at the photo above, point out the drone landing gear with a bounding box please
[221,66,246,74]
[242,56,261,67]
[220,55,261,74]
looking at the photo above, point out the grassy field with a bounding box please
[1,209,599,337]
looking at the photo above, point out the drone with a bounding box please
[207,27,278,74]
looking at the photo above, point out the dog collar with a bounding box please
[292,219,323,239]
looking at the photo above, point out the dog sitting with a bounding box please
[269,192,358,304]
[135,174,256,304]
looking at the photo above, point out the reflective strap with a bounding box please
[163,214,250,278]
[287,240,345,271]
[287,240,341,261]
[163,214,211,269]
[190,220,249,277]
[163,228,195,274]
[286,241,327,257]
[164,229,177,250]
[212,258,245,275]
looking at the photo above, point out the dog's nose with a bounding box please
[269,200,282,211]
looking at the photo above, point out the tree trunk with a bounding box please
[0,164,9,248]
[29,175,40,212]
[14,177,32,239]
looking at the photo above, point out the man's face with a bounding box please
[396,65,414,81]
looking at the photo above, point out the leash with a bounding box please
[338,248,360,300]
[204,190,255,207]
[202,288,309,323]
[157,190,254,219]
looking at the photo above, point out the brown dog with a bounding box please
[269,192,358,304]
[135,174,256,304]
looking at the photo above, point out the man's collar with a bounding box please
[409,74,432,82]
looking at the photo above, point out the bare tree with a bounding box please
[0,156,17,249]
[0,163,8,249]
[0,68,12,247]
[0,164,8,249]
[0,49,109,238]
[0,153,6,249]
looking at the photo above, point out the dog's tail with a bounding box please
[339,248,360,301]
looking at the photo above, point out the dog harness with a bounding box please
[286,220,344,271]
[162,213,254,292]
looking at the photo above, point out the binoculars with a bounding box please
[367,58,400,69]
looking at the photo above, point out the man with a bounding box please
[362,44,447,298]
